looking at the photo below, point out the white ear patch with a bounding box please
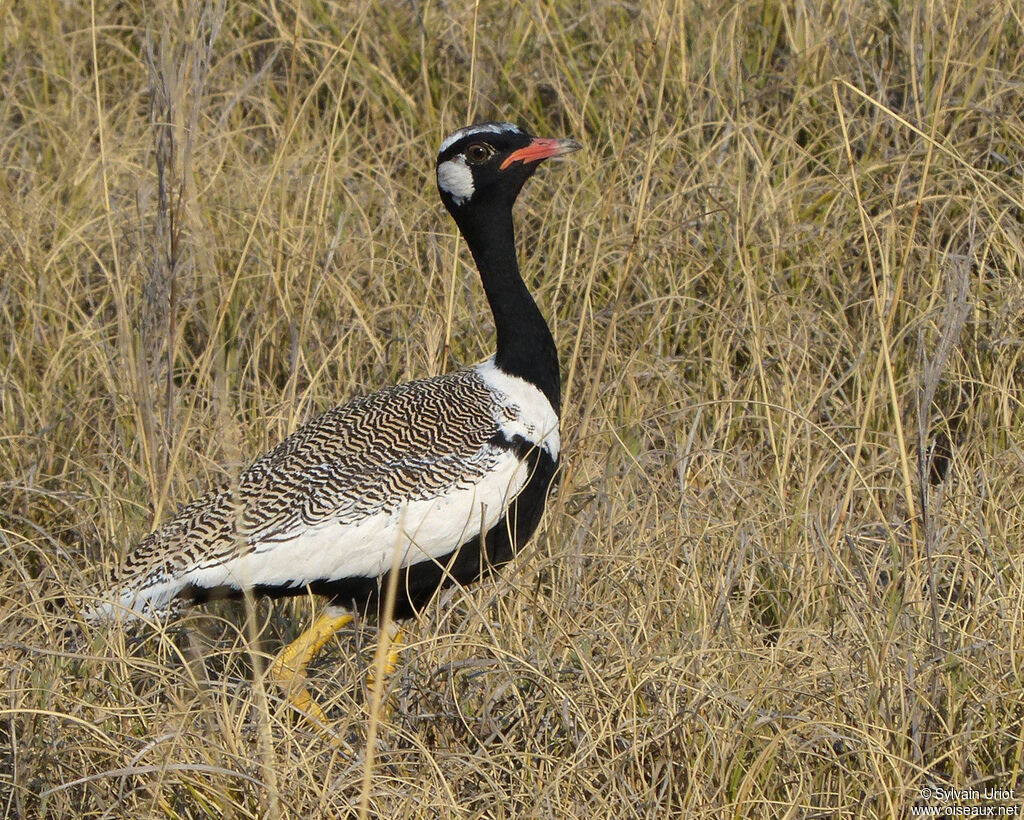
[437,156,475,204]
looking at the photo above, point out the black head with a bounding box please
[436,122,581,218]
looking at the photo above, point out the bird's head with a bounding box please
[436,122,581,217]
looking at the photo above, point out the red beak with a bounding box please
[500,137,582,170]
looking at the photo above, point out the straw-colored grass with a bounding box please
[3,0,1023,816]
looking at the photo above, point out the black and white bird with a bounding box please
[86,122,581,719]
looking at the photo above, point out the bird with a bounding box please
[85,122,581,724]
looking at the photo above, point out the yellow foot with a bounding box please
[269,609,353,739]
[268,609,406,743]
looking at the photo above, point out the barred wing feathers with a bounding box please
[92,362,558,620]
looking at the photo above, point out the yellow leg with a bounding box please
[269,610,353,726]
[365,621,404,724]
[365,621,404,693]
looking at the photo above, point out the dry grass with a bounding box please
[3,0,1023,816]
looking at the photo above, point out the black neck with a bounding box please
[453,206,561,414]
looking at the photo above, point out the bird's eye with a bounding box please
[465,143,492,164]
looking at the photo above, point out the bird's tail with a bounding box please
[79,581,181,624]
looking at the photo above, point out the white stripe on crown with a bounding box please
[438,122,523,155]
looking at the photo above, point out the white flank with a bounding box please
[186,449,528,595]
[436,156,475,204]
[438,122,522,155]
[96,447,531,619]
[474,357,560,460]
